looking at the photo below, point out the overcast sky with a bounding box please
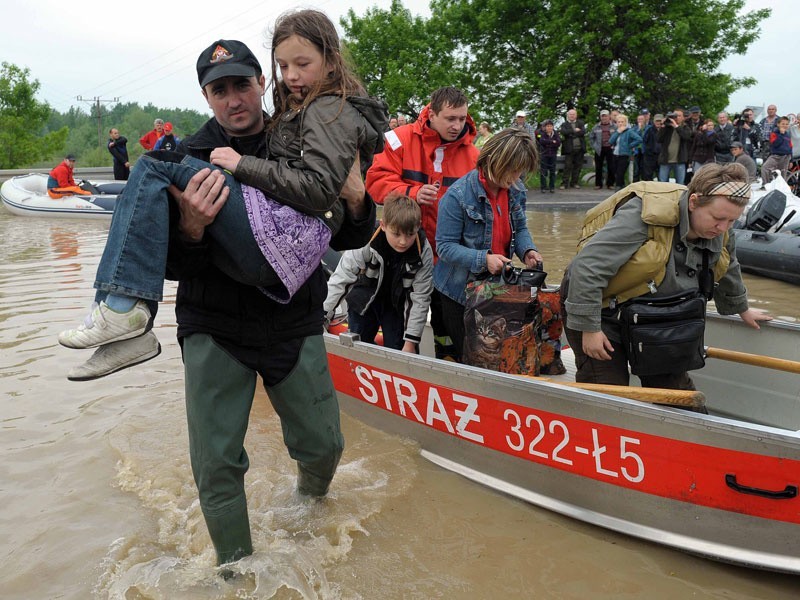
[1,0,795,122]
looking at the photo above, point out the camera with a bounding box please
[665,112,677,120]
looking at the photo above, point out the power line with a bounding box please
[77,96,119,148]
[88,1,271,94]
[83,0,340,105]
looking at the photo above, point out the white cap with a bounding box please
[516,110,526,117]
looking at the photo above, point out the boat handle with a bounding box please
[725,474,798,499]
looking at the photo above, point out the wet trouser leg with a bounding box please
[183,333,255,565]
[183,333,344,563]
[264,335,344,497]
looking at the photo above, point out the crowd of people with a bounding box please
[506,104,797,191]
[51,8,780,574]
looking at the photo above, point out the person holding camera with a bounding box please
[690,118,718,174]
[656,109,691,184]
[732,109,760,159]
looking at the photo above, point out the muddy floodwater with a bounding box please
[1,207,798,599]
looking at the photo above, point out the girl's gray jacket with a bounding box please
[323,234,434,345]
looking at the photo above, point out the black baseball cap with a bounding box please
[65,154,76,160]
[196,40,262,88]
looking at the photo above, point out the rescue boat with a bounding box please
[324,314,800,574]
[1,173,122,219]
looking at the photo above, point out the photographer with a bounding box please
[690,118,717,173]
[732,109,760,158]
[656,109,691,183]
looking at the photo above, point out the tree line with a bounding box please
[0,62,208,170]
[342,0,769,127]
[1,0,769,169]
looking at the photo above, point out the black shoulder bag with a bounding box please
[619,250,712,377]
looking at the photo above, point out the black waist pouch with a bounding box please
[620,292,706,376]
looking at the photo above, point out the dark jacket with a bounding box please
[657,123,691,164]
[732,121,760,157]
[536,130,561,158]
[769,130,793,156]
[154,134,180,152]
[714,123,735,161]
[107,136,129,165]
[642,125,660,158]
[559,119,587,154]
[690,129,717,164]
[167,107,380,347]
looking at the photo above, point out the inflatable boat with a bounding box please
[0,173,124,219]
[745,173,800,234]
[733,229,800,285]
[733,187,800,285]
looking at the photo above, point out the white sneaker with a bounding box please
[59,300,151,349]
[67,331,161,381]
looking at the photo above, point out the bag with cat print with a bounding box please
[462,266,545,376]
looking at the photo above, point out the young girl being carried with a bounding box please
[59,10,388,352]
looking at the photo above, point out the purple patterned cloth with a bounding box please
[241,184,331,304]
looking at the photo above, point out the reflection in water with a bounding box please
[1,208,799,599]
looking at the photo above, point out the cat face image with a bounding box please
[474,311,507,351]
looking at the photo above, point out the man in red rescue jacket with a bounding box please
[139,118,165,150]
[366,86,479,359]
[47,154,92,199]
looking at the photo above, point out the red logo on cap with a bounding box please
[210,45,233,64]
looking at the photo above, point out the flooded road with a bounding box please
[1,207,798,599]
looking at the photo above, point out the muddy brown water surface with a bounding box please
[1,207,798,599]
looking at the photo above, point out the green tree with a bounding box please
[432,0,770,124]
[341,0,469,120]
[0,62,68,168]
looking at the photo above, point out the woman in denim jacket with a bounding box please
[433,128,543,361]
[609,114,643,189]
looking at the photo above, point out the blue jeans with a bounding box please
[94,153,273,307]
[658,163,686,184]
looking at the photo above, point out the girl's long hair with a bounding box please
[269,9,365,118]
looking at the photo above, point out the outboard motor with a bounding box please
[744,189,787,232]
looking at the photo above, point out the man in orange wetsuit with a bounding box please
[47,154,92,199]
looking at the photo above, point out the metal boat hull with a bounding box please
[324,314,800,573]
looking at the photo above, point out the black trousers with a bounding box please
[562,152,584,187]
[438,292,466,363]
[613,155,631,189]
[113,161,130,181]
[540,155,557,190]
[594,147,614,187]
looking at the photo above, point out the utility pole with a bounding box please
[77,96,119,148]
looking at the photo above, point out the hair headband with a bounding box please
[707,181,751,200]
